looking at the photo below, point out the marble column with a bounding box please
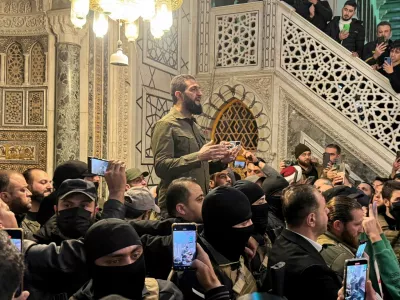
[54,43,81,165]
[48,9,87,166]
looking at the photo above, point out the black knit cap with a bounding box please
[202,186,252,230]
[233,180,265,204]
[294,143,311,159]
[262,176,289,198]
[53,160,91,189]
[84,219,141,263]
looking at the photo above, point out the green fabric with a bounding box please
[362,232,400,299]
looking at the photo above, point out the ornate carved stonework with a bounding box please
[278,87,388,176]
[3,91,24,125]
[0,130,47,172]
[0,14,47,36]
[196,77,274,162]
[48,9,88,45]
[198,0,211,73]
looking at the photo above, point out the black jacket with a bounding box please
[71,278,183,300]
[325,17,365,56]
[33,199,126,245]
[362,39,393,66]
[264,229,341,300]
[379,63,400,93]
[23,239,88,300]
[289,0,332,31]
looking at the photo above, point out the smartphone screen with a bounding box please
[343,24,350,32]
[234,160,246,169]
[355,242,367,258]
[88,157,109,176]
[344,259,368,300]
[172,223,197,270]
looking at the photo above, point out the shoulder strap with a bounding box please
[144,278,159,300]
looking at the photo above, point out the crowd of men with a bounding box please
[0,74,399,300]
[214,0,400,94]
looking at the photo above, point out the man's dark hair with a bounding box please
[382,180,400,201]
[166,177,197,217]
[377,21,391,30]
[0,170,13,193]
[392,40,400,50]
[22,168,43,185]
[0,231,24,299]
[326,196,362,231]
[170,74,196,104]
[325,144,342,155]
[374,176,389,184]
[344,1,357,9]
[282,185,319,227]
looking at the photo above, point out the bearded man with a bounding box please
[151,74,238,217]
[317,196,364,279]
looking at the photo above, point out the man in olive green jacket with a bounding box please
[151,74,238,217]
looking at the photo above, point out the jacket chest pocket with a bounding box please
[175,133,199,157]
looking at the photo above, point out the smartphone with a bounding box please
[343,23,350,32]
[172,223,197,270]
[344,258,368,300]
[4,229,23,296]
[355,242,367,258]
[234,160,246,169]
[88,157,109,177]
[384,57,392,65]
[229,141,241,148]
[377,36,385,45]
[323,152,331,169]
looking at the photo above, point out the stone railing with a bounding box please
[198,0,399,157]
[275,2,400,154]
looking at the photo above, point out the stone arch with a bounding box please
[30,42,46,85]
[197,82,272,160]
[6,42,24,85]
[211,99,259,151]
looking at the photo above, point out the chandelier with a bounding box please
[70,0,183,66]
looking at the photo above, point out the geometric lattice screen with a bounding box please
[212,99,259,151]
[281,16,400,154]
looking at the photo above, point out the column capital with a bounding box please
[47,9,88,45]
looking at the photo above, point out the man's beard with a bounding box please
[342,15,351,21]
[298,159,311,168]
[31,191,47,203]
[183,93,203,115]
[341,228,359,249]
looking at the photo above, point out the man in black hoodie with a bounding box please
[362,21,393,68]
[325,1,365,57]
[284,0,332,31]
[381,40,400,93]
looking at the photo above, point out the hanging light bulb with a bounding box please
[141,0,156,21]
[110,21,129,66]
[93,12,109,38]
[71,9,86,28]
[150,17,164,39]
[125,22,139,42]
[158,3,173,31]
[71,0,89,19]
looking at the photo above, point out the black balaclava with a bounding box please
[233,180,268,235]
[84,219,145,300]
[202,186,253,262]
[262,176,289,221]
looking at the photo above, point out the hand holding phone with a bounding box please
[172,223,197,270]
[322,152,331,169]
[88,157,109,177]
[4,229,23,296]
[344,258,368,300]
[384,57,392,66]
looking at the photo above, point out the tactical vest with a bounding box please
[219,257,258,296]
